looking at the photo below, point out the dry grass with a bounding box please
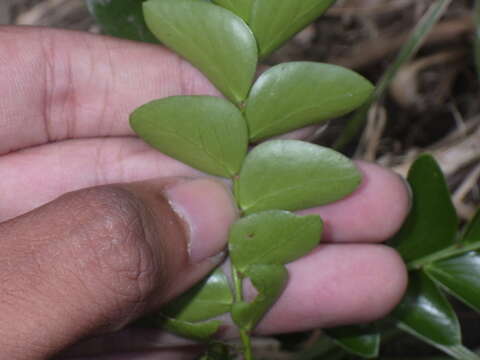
[2,0,94,30]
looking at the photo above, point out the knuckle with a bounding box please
[61,186,161,314]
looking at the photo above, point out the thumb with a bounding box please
[0,177,236,360]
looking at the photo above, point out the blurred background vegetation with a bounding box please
[1,0,480,358]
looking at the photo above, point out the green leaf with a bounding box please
[211,0,254,22]
[245,62,374,141]
[162,269,233,322]
[212,0,336,58]
[130,96,248,177]
[391,155,458,263]
[229,210,322,273]
[231,264,288,331]
[86,0,158,43]
[462,208,480,244]
[295,337,347,360]
[426,252,480,312]
[324,325,380,359]
[162,317,222,341]
[236,140,361,214]
[392,271,461,347]
[200,343,233,360]
[143,0,257,103]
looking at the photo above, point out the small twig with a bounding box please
[329,0,413,16]
[391,125,480,178]
[356,103,387,161]
[453,163,480,219]
[329,15,473,70]
[389,49,467,108]
[16,0,67,25]
[434,116,480,149]
[15,0,89,28]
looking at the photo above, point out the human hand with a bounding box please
[0,27,410,359]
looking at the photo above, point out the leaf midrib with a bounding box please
[252,89,365,139]
[241,174,357,212]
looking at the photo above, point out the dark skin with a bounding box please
[0,26,410,359]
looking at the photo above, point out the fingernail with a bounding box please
[165,179,237,263]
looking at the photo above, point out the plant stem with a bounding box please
[231,176,253,360]
[434,344,480,360]
[240,330,253,360]
[407,241,480,270]
[232,267,243,304]
[396,322,480,360]
[232,268,254,360]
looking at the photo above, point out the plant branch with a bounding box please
[407,241,480,271]
[232,268,254,360]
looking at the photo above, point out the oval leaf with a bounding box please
[325,325,380,359]
[130,96,248,177]
[211,0,254,22]
[390,155,458,263]
[245,62,374,141]
[236,140,361,214]
[229,210,322,273]
[87,0,159,43]
[231,264,288,331]
[162,317,222,341]
[213,0,335,58]
[392,271,461,346]
[426,252,480,313]
[200,343,233,360]
[143,0,257,103]
[162,269,233,322]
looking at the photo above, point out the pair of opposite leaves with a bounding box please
[162,210,323,339]
[143,0,336,104]
[133,0,374,213]
[131,97,363,214]
[130,59,373,169]
[142,0,373,139]
[88,0,335,57]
